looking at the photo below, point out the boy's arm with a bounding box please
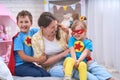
[17,50,47,64]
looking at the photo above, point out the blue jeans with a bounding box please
[15,62,50,77]
[87,60,112,80]
[49,60,112,80]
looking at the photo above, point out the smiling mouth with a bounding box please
[21,27,27,29]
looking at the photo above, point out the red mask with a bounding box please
[72,29,85,35]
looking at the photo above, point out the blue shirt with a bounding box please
[68,36,93,62]
[14,28,39,66]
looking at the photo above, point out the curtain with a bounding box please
[85,0,120,73]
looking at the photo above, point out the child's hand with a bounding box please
[76,60,80,65]
[37,53,47,64]
[74,60,79,69]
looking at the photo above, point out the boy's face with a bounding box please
[17,16,32,33]
[72,23,86,40]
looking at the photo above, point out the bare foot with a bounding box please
[108,77,117,80]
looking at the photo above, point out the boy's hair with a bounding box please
[71,20,87,31]
[16,10,33,24]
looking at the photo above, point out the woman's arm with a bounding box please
[42,49,70,67]
[17,50,47,64]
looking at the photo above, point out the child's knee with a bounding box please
[78,61,87,69]
[64,57,75,66]
[65,57,74,62]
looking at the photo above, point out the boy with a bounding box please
[8,10,50,77]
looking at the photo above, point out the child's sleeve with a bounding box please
[30,27,39,34]
[14,37,23,51]
[68,37,75,48]
[85,39,93,51]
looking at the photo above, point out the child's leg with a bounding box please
[15,63,50,77]
[63,57,75,77]
[78,61,87,80]
[49,65,64,77]
[88,60,112,80]
[73,69,99,80]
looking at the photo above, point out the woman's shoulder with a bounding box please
[32,30,42,40]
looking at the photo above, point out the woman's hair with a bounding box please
[38,12,61,40]
[56,24,61,40]
[16,10,33,24]
[38,12,57,28]
[71,20,87,31]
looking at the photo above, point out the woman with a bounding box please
[31,12,70,77]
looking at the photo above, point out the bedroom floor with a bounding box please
[13,71,120,80]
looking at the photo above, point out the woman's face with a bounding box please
[42,20,58,36]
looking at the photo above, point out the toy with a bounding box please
[0,25,10,63]
[61,13,73,28]
[0,25,9,41]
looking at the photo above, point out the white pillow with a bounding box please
[0,57,13,80]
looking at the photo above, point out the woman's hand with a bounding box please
[62,49,70,57]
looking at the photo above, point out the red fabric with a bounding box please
[8,33,19,75]
[86,55,92,61]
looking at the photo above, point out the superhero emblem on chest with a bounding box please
[25,36,31,46]
[74,41,84,52]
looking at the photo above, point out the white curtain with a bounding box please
[85,0,120,73]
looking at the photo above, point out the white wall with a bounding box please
[84,0,120,73]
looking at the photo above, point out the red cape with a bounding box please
[8,33,19,75]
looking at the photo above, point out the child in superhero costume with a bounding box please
[63,20,89,80]
[8,10,50,77]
